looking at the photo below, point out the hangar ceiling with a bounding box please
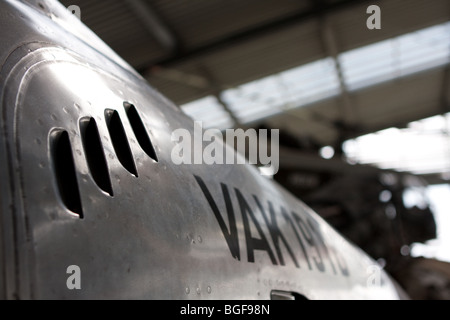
[59,0,450,148]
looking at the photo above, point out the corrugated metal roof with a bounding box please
[331,0,450,51]
[151,0,309,49]
[148,19,324,104]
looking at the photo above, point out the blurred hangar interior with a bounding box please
[59,0,450,299]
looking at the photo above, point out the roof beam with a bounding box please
[196,65,241,127]
[148,66,210,90]
[318,19,360,144]
[310,0,359,142]
[124,0,178,52]
[136,0,374,72]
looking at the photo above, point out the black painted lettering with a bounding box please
[292,212,325,272]
[235,189,277,265]
[307,218,337,275]
[194,174,349,276]
[280,207,312,270]
[328,245,350,276]
[194,175,240,260]
[254,197,299,268]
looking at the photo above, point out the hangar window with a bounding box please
[339,22,450,91]
[221,58,340,124]
[80,117,114,196]
[180,21,450,130]
[105,109,138,177]
[50,129,83,218]
[343,114,450,174]
[181,96,234,130]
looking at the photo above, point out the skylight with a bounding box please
[180,21,450,129]
[221,58,341,124]
[339,22,450,91]
[180,95,234,130]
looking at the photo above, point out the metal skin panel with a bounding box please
[0,0,401,299]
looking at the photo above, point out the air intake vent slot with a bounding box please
[50,129,83,218]
[105,109,138,177]
[124,102,158,162]
[80,117,114,196]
